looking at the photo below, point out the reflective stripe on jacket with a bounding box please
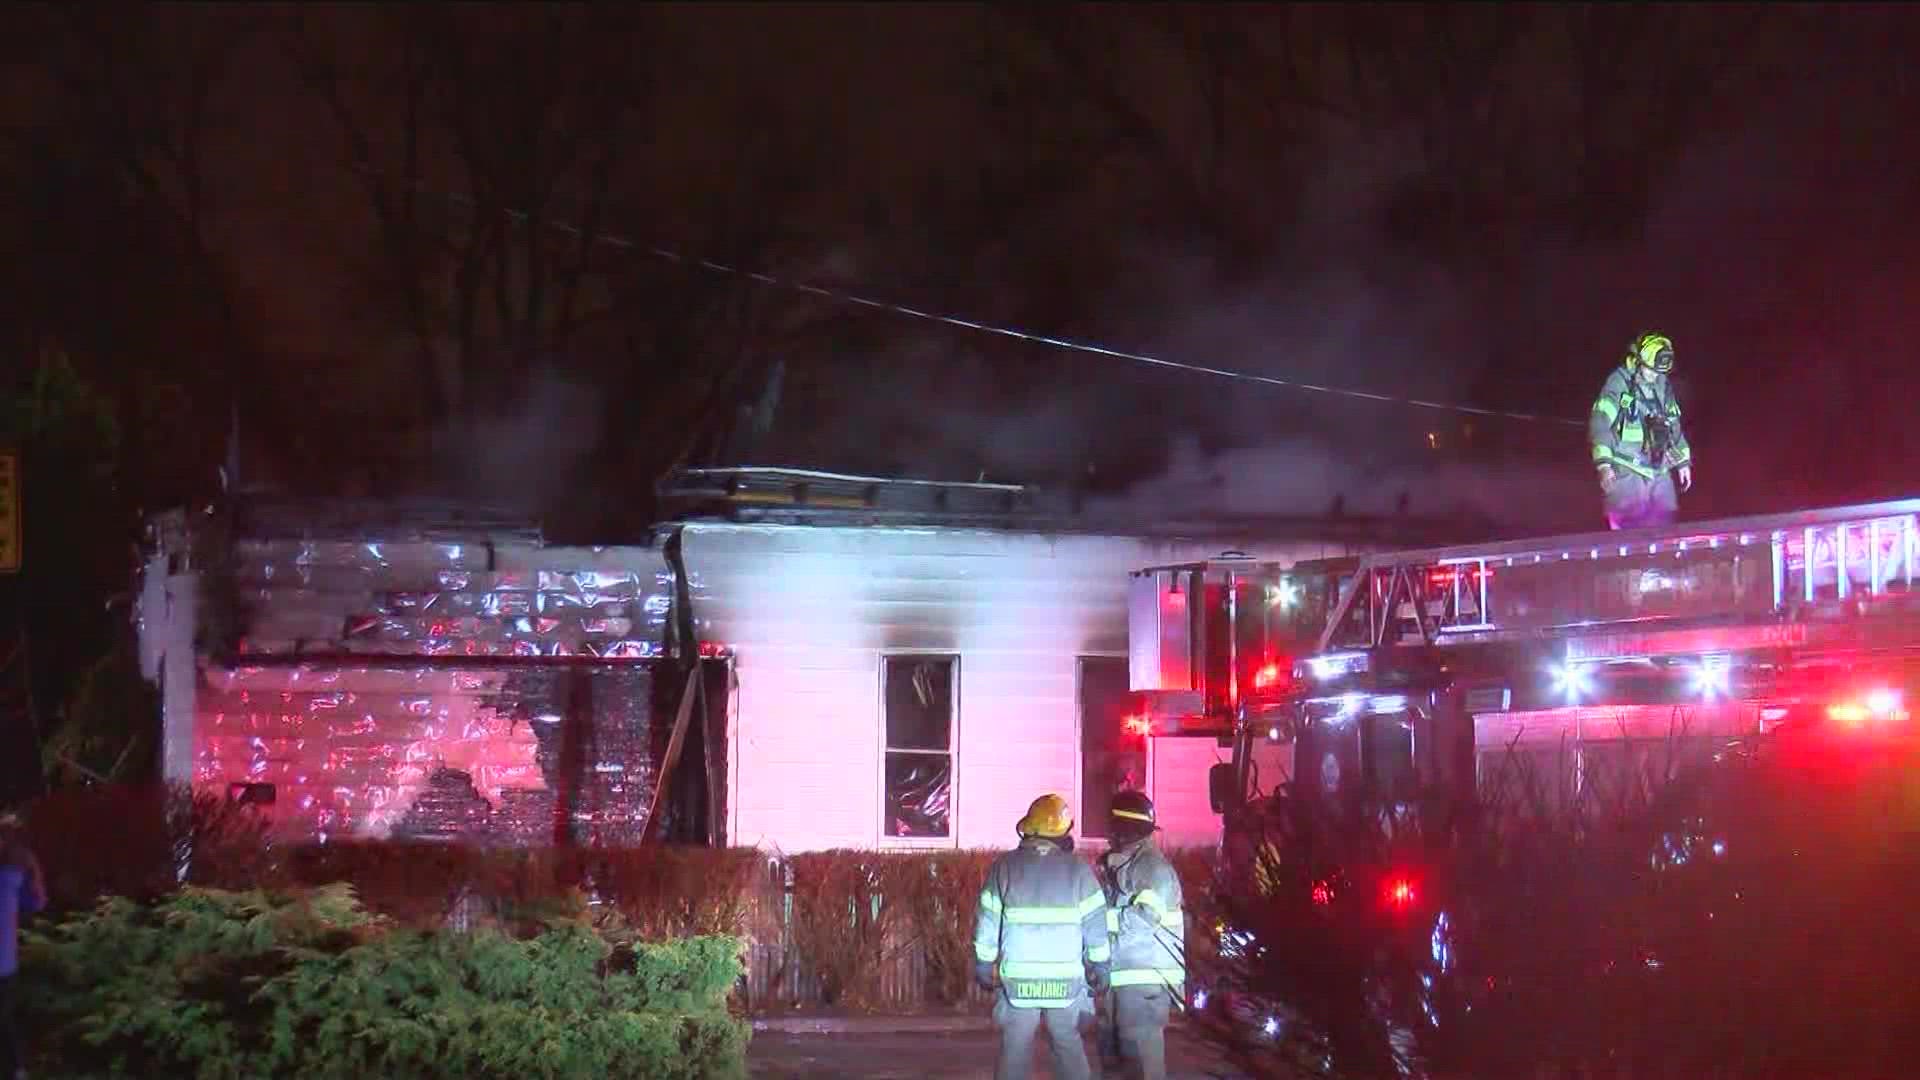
[973,837,1111,1008]
[1100,839,1186,992]
[1589,365,1690,480]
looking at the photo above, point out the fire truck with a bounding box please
[1128,498,1920,823]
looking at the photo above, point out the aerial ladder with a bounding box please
[1126,499,1920,817]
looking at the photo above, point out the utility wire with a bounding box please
[416,180,1584,429]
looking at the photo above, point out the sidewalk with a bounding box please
[753,1013,993,1036]
[749,1016,1247,1078]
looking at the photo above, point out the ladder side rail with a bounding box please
[1365,497,1920,575]
[1304,504,1920,658]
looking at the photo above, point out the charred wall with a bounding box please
[181,503,723,846]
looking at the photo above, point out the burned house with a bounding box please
[137,468,1456,851]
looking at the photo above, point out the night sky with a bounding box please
[4,4,1919,538]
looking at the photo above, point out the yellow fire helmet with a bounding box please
[1017,793,1074,839]
[1627,332,1675,375]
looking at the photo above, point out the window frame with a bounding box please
[878,651,960,848]
[1077,653,1141,843]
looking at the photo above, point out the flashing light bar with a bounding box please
[1689,654,1733,699]
[1550,661,1596,702]
[1306,652,1370,681]
[1305,693,1367,720]
[1304,692,1407,720]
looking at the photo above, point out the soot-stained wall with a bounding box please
[176,509,720,845]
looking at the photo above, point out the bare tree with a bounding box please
[982,5,1351,275]
[32,6,253,280]
[286,6,647,426]
[2,4,261,501]
[1328,4,1788,251]
[580,96,856,509]
[288,6,849,521]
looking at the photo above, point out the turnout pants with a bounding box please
[994,994,1093,1080]
[1099,985,1172,1080]
[1603,470,1678,531]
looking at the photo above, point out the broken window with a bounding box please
[883,655,956,839]
[1079,657,1143,840]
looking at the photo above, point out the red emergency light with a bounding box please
[1827,688,1908,727]
[1253,662,1284,691]
[1124,713,1152,738]
[1427,566,1493,588]
[1384,875,1418,910]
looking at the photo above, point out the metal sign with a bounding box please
[0,451,17,573]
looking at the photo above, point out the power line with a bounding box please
[417,180,1584,429]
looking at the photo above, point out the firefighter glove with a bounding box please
[973,959,996,992]
[1598,465,1617,493]
[1087,961,1112,994]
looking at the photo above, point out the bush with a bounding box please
[888,850,997,1006]
[288,842,552,929]
[1197,737,1920,1079]
[575,847,781,942]
[22,797,1242,1017]
[784,850,909,1008]
[21,884,750,1079]
[284,843,783,943]
[21,783,280,910]
[1163,846,1224,975]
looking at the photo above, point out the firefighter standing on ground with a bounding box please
[973,794,1112,1080]
[1590,332,1694,530]
[1096,791,1185,1080]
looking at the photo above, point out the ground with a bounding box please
[748,1020,1246,1079]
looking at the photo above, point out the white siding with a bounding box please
[684,524,1341,853]
[134,550,199,787]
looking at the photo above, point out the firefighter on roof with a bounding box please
[1590,332,1694,529]
[1095,791,1185,1080]
[973,794,1111,1080]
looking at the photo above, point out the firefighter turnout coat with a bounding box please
[974,837,1112,1008]
[1589,365,1691,481]
[1101,838,1186,993]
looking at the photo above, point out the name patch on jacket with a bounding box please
[1011,978,1073,1000]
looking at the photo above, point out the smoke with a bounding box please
[404,8,1910,533]
[1087,435,1596,533]
[823,18,1920,532]
[429,367,606,515]
[803,123,1593,530]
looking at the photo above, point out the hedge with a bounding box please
[21,884,749,1079]
[15,783,1222,1014]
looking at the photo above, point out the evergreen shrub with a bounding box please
[21,885,749,1079]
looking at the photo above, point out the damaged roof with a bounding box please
[655,466,1497,548]
[209,466,1496,552]
[231,494,546,545]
